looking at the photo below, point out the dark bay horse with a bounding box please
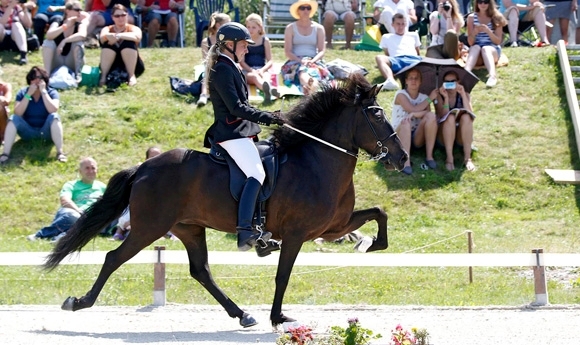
[44,73,407,327]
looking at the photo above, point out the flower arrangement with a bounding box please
[390,324,416,345]
[276,325,315,345]
[329,317,382,345]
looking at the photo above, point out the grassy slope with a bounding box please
[0,45,578,306]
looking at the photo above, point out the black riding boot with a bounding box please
[237,177,272,251]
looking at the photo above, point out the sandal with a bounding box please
[56,152,67,163]
[464,159,476,172]
[0,153,9,164]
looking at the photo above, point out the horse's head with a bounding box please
[273,74,407,171]
[348,75,408,171]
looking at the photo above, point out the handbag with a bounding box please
[79,65,101,87]
[49,66,78,89]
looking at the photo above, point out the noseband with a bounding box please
[362,105,398,161]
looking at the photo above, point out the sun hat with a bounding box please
[289,0,319,20]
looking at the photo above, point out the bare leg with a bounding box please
[42,43,56,73]
[375,55,394,80]
[344,12,355,49]
[50,117,64,154]
[120,48,138,86]
[147,19,160,47]
[506,8,519,44]
[456,114,475,171]
[560,18,570,43]
[167,17,178,43]
[464,45,481,72]
[323,14,336,49]
[99,48,116,86]
[481,46,499,79]
[87,12,105,38]
[440,115,457,170]
[0,106,7,143]
[396,121,412,168]
[2,121,17,157]
[532,7,549,44]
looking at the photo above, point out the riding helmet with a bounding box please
[216,22,255,45]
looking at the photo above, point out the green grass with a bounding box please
[0,45,579,306]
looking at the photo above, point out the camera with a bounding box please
[443,1,451,11]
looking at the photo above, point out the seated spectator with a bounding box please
[86,0,136,44]
[434,71,476,171]
[0,78,12,144]
[322,0,358,50]
[499,0,549,47]
[0,0,32,65]
[544,0,574,45]
[42,1,89,83]
[426,0,464,60]
[464,0,506,88]
[99,4,144,87]
[391,68,438,175]
[198,12,231,106]
[281,0,333,95]
[112,146,163,241]
[27,157,107,241]
[241,13,275,103]
[32,0,65,45]
[138,0,184,48]
[375,13,421,91]
[84,0,107,47]
[1,66,66,165]
[373,0,417,34]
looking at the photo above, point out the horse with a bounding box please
[44,73,408,328]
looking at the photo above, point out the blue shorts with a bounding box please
[10,113,60,140]
[144,11,177,25]
[102,8,135,26]
[388,55,422,73]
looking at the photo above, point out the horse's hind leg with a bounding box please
[345,207,389,253]
[172,223,257,328]
[62,228,163,311]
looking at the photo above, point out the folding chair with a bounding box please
[318,0,367,43]
[262,0,306,41]
[135,7,186,48]
[502,20,538,47]
[190,0,240,47]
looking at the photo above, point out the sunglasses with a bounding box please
[31,75,43,80]
[113,13,127,18]
[298,6,312,11]
[71,8,82,11]
[477,0,490,4]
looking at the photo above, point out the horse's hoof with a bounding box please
[240,313,258,328]
[354,236,374,253]
[61,296,76,311]
[271,314,296,327]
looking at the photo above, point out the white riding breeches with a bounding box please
[219,137,266,184]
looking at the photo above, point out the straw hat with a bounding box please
[289,0,319,20]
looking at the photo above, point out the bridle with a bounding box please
[362,105,399,161]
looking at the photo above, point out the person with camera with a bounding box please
[464,0,506,88]
[434,70,476,172]
[202,22,285,252]
[322,0,358,49]
[499,0,549,47]
[426,0,464,60]
[0,0,32,65]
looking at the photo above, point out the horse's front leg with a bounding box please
[270,239,303,327]
[344,207,389,252]
[174,223,257,328]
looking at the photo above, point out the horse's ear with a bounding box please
[371,84,381,98]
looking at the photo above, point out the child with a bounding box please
[198,12,231,106]
[241,13,276,103]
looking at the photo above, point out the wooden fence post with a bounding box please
[153,246,166,306]
[467,231,473,284]
[532,248,548,306]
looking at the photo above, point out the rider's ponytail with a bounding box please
[204,43,221,96]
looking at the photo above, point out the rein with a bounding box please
[281,103,397,160]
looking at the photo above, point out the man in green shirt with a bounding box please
[27,157,106,241]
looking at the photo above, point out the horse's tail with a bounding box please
[44,165,139,271]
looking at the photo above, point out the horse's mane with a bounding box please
[272,73,373,152]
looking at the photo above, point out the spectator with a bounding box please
[99,4,144,87]
[0,66,66,165]
[434,70,476,171]
[499,0,549,47]
[464,0,506,88]
[426,0,464,60]
[32,0,65,45]
[112,146,162,241]
[373,0,417,34]
[138,0,184,48]
[322,0,358,50]
[42,1,89,82]
[241,13,275,103]
[281,0,333,95]
[198,12,231,106]
[0,0,32,65]
[390,68,438,175]
[0,78,12,144]
[27,157,107,241]
[84,0,107,47]
[86,0,136,45]
[545,0,575,45]
[375,13,421,91]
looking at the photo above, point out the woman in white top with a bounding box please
[426,0,464,60]
[391,68,438,175]
[281,0,333,95]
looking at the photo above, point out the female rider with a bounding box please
[203,22,285,252]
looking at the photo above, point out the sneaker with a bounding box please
[51,232,66,243]
[486,76,497,88]
[271,87,280,98]
[26,234,38,241]
[19,57,27,65]
[382,78,399,91]
[262,81,271,103]
[510,41,518,48]
[197,94,208,106]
